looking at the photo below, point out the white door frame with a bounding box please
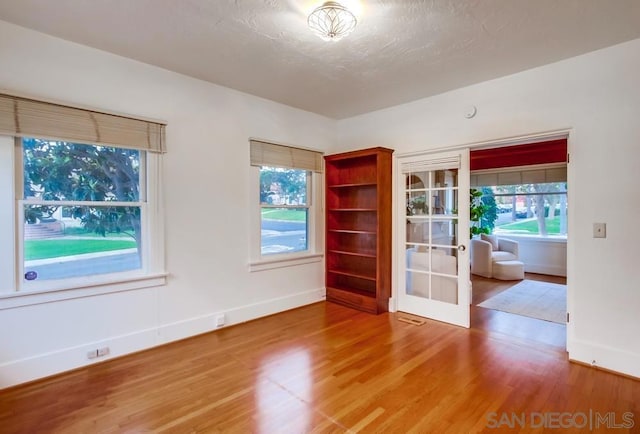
[390,129,572,347]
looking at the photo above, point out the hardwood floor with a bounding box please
[1,300,638,433]
[471,273,568,349]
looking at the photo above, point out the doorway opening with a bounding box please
[468,138,568,350]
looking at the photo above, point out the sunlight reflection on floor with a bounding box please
[256,348,312,432]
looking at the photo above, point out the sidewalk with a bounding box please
[25,248,138,266]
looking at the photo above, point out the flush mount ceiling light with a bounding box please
[308,1,357,41]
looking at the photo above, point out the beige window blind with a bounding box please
[0,93,166,152]
[400,155,460,174]
[250,139,323,172]
[471,166,566,187]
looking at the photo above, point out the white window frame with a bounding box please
[0,136,16,294]
[249,166,323,272]
[0,135,166,309]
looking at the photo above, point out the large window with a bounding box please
[21,138,144,282]
[469,140,568,238]
[249,140,323,269]
[0,92,166,303]
[480,182,567,237]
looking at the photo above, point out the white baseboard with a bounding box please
[569,338,640,379]
[0,328,158,389]
[156,287,326,343]
[524,263,567,277]
[0,287,326,389]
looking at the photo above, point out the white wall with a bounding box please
[0,20,333,387]
[506,236,567,277]
[337,38,640,378]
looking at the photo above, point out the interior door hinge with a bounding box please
[566,312,570,323]
[567,153,570,163]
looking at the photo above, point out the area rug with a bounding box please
[477,280,566,324]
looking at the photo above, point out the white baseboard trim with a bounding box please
[569,338,640,379]
[0,328,158,389]
[156,287,326,343]
[524,263,567,277]
[0,287,326,389]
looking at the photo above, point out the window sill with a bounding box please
[0,272,168,310]
[494,234,567,244]
[249,253,323,272]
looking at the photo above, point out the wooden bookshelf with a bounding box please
[324,147,393,314]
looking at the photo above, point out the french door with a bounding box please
[396,149,470,328]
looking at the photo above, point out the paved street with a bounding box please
[261,219,307,254]
[25,252,140,281]
[23,219,305,281]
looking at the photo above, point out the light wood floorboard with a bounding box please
[471,273,567,349]
[1,298,638,433]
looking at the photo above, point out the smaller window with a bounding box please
[249,139,323,270]
[259,166,310,256]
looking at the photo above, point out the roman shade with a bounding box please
[471,165,567,187]
[250,139,323,172]
[0,93,166,152]
[400,155,460,174]
[470,139,567,171]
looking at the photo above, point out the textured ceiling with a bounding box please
[0,0,639,119]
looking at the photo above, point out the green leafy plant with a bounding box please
[470,188,490,237]
[479,186,498,232]
[407,196,428,215]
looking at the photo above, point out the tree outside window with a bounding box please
[21,138,144,282]
[481,182,567,237]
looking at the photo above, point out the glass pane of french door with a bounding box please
[405,168,460,304]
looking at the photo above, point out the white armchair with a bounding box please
[470,235,519,278]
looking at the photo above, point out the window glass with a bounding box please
[259,166,309,255]
[480,182,567,237]
[23,138,140,201]
[22,138,144,283]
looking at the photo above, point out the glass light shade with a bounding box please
[308,1,357,41]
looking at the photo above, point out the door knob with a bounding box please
[458,244,466,252]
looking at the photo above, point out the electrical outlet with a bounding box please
[87,347,109,359]
[593,222,606,238]
[215,314,225,328]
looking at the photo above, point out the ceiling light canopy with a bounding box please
[308,1,357,42]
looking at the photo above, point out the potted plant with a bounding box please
[408,196,428,215]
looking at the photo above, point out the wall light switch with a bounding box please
[593,223,606,238]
